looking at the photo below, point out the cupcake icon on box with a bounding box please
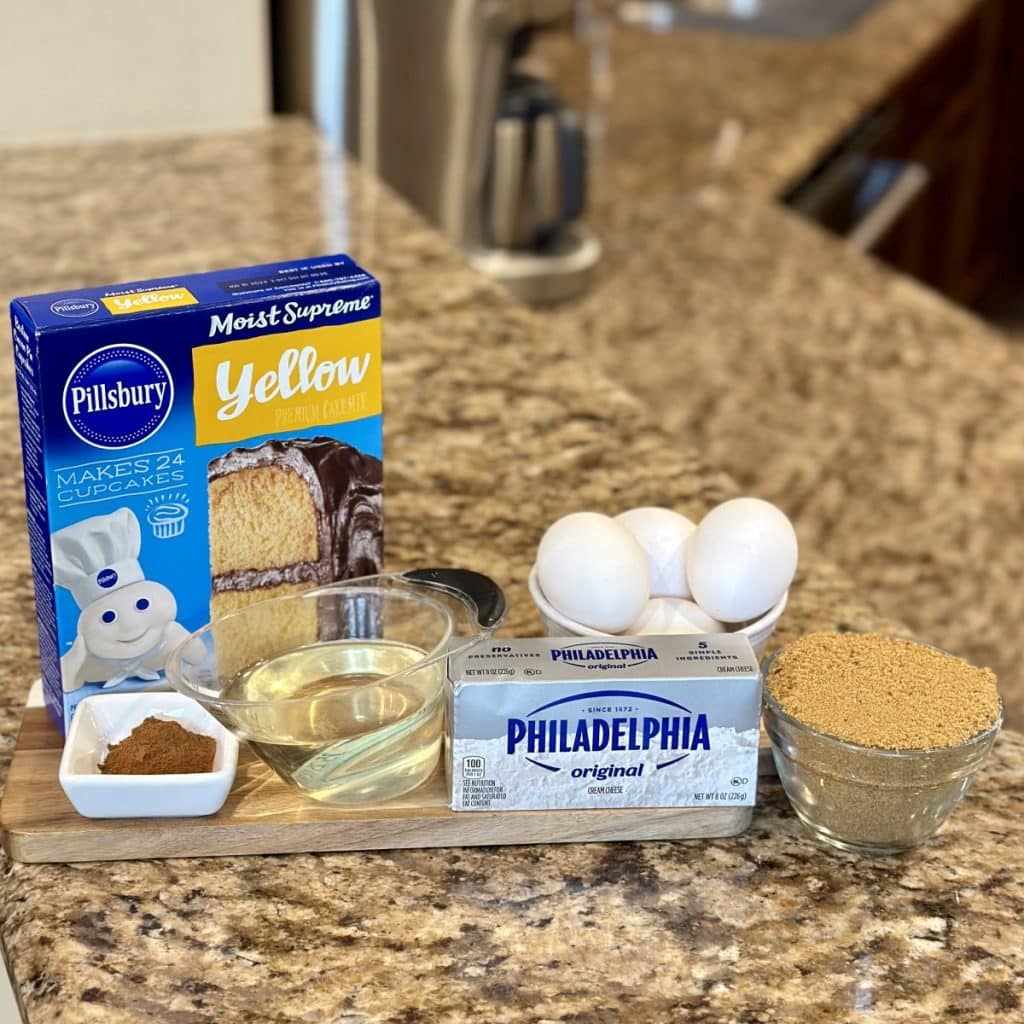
[145,492,189,539]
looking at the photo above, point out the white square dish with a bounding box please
[58,692,238,819]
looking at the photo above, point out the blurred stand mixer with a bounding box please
[273,0,601,304]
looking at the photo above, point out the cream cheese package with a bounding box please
[448,635,761,811]
[11,256,382,734]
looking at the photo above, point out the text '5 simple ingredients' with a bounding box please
[535,498,798,634]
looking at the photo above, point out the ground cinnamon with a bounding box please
[100,717,216,774]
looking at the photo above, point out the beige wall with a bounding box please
[0,0,271,144]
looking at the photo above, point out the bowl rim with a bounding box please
[761,643,1004,758]
[166,580,458,712]
[527,564,788,638]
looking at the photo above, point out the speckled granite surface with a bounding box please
[0,122,955,1024]
[4,735,1023,1022]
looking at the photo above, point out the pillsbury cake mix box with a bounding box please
[11,255,383,734]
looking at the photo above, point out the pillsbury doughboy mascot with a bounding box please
[52,508,203,692]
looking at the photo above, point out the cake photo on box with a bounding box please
[208,437,383,618]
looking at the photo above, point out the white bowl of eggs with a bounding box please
[529,498,797,657]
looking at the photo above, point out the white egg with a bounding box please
[536,512,649,632]
[686,498,798,623]
[615,506,696,598]
[626,597,725,636]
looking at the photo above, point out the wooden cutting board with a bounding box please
[0,710,775,864]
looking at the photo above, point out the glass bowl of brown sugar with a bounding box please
[762,633,1002,856]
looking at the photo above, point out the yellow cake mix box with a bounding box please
[11,255,382,734]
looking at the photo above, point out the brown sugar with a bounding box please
[100,717,217,774]
[767,632,1000,750]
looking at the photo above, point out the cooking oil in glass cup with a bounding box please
[221,639,444,803]
[168,576,498,805]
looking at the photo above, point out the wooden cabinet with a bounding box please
[788,0,1022,305]
[874,0,1004,303]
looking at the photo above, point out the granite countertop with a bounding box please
[1,121,1023,1024]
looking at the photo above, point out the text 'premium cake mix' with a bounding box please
[11,255,383,733]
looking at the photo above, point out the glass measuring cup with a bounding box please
[167,570,505,805]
